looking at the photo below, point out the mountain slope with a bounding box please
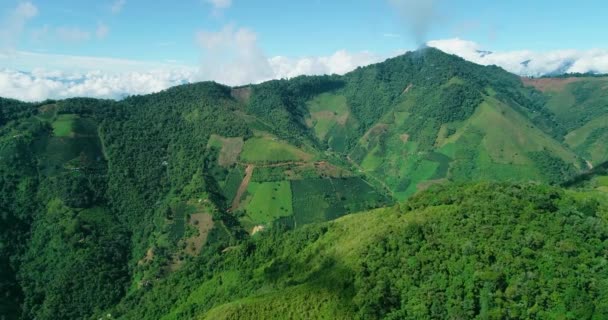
[298,49,582,199]
[106,183,608,320]
[524,76,608,166]
[0,48,601,319]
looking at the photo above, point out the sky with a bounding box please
[1,0,608,101]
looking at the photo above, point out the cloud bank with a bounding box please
[0,47,387,101]
[2,36,608,102]
[428,38,608,76]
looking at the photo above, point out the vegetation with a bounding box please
[103,183,608,319]
[1,48,608,319]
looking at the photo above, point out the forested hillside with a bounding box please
[1,48,606,319]
[106,183,608,319]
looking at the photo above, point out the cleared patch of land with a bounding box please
[231,86,252,104]
[307,93,351,140]
[207,134,244,167]
[52,114,78,137]
[241,180,293,224]
[522,77,585,92]
[185,213,214,255]
[240,137,313,163]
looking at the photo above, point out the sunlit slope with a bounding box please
[107,183,608,320]
[525,76,608,166]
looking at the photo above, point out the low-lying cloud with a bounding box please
[3,37,608,102]
[428,38,608,76]
[0,47,387,101]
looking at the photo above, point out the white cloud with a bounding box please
[0,51,198,101]
[269,51,385,79]
[427,38,608,76]
[0,68,198,102]
[56,27,91,42]
[96,23,109,40]
[195,25,390,86]
[0,43,388,101]
[0,1,38,51]
[205,0,232,9]
[111,0,126,14]
[4,34,608,102]
[196,25,274,85]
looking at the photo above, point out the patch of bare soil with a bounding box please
[231,86,252,104]
[400,133,410,143]
[521,77,583,92]
[185,213,214,255]
[403,83,413,94]
[251,225,265,235]
[137,248,155,266]
[218,137,244,167]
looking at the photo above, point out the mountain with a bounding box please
[523,75,608,167]
[0,48,605,319]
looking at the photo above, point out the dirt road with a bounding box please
[230,164,255,211]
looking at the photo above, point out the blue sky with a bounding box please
[3,0,607,62]
[1,0,608,101]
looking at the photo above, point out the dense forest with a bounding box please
[1,48,607,319]
[106,183,608,319]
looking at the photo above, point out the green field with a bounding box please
[240,137,313,163]
[291,178,337,225]
[290,177,389,225]
[242,181,293,225]
[168,202,191,242]
[222,166,245,204]
[307,93,350,140]
[52,114,78,137]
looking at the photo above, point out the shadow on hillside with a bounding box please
[562,161,608,187]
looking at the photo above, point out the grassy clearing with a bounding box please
[240,137,313,163]
[185,213,214,255]
[34,135,105,176]
[290,177,389,225]
[291,179,336,226]
[242,181,293,225]
[52,114,78,137]
[595,176,608,187]
[168,202,190,242]
[222,166,245,204]
[565,115,608,164]
[208,134,244,167]
[307,93,350,140]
